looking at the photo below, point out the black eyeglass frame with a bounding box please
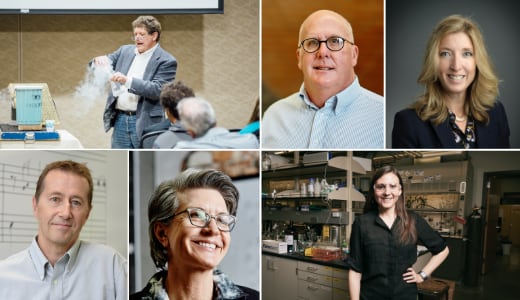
[298,36,354,53]
[171,207,236,232]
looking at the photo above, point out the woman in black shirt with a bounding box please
[348,166,449,300]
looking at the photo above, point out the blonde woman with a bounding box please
[392,15,510,148]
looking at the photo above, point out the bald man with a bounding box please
[262,10,384,149]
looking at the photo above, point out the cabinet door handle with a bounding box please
[307,267,318,272]
[307,285,319,291]
[307,276,318,282]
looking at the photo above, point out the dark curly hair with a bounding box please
[160,81,195,120]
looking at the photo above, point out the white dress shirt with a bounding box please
[116,44,158,111]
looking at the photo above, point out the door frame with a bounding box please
[481,170,520,274]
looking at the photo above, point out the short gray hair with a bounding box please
[177,97,216,137]
[148,168,239,270]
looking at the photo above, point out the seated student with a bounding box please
[173,97,259,149]
[239,97,260,140]
[140,81,194,148]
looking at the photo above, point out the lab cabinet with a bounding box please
[296,261,349,300]
[262,255,298,300]
[262,152,370,241]
[397,160,472,237]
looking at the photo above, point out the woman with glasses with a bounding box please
[131,168,258,300]
[347,166,449,300]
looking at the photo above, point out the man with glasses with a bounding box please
[92,15,177,148]
[262,10,384,148]
[131,168,258,299]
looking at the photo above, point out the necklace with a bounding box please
[455,115,466,122]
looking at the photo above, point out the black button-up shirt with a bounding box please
[348,210,447,300]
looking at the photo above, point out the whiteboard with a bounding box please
[0,150,128,260]
[0,0,223,14]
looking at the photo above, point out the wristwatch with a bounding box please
[418,270,429,281]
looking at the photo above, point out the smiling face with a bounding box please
[160,188,231,272]
[374,173,402,212]
[133,26,158,54]
[437,32,476,100]
[33,170,91,253]
[297,10,358,103]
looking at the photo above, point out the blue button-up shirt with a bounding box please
[0,238,127,300]
[262,77,384,149]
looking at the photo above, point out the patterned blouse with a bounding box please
[448,111,476,149]
[130,269,256,300]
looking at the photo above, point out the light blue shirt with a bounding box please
[175,127,259,149]
[262,77,384,149]
[0,238,127,300]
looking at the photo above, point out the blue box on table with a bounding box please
[15,85,43,130]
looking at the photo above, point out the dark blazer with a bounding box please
[102,44,177,138]
[392,101,510,148]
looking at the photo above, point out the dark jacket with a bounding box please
[102,44,177,138]
[392,101,510,148]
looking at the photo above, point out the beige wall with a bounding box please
[0,0,259,148]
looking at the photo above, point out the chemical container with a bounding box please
[15,85,43,130]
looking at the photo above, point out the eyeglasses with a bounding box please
[131,33,151,41]
[374,183,401,192]
[299,36,353,53]
[172,207,236,232]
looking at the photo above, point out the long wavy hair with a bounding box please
[412,15,499,125]
[364,166,417,245]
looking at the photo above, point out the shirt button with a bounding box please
[53,280,58,285]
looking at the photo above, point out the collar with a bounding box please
[134,43,159,57]
[430,118,461,148]
[298,76,361,114]
[144,269,245,299]
[28,237,82,281]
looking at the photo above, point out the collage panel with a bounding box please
[261,0,384,149]
[0,0,258,150]
[2,1,520,300]
[387,0,520,149]
[261,150,520,299]
[129,151,260,299]
[0,150,128,299]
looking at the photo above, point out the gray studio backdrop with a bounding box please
[131,151,259,294]
[386,0,520,148]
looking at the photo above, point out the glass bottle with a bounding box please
[284,221,294,253]
[314,178,321,196]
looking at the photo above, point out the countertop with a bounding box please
[262,240,440,270]
[262,251,350,270]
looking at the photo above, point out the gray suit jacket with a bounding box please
[102,44,177,137]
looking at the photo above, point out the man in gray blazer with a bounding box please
[93,16,177,148]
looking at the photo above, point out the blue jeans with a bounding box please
[111,113,139,148]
